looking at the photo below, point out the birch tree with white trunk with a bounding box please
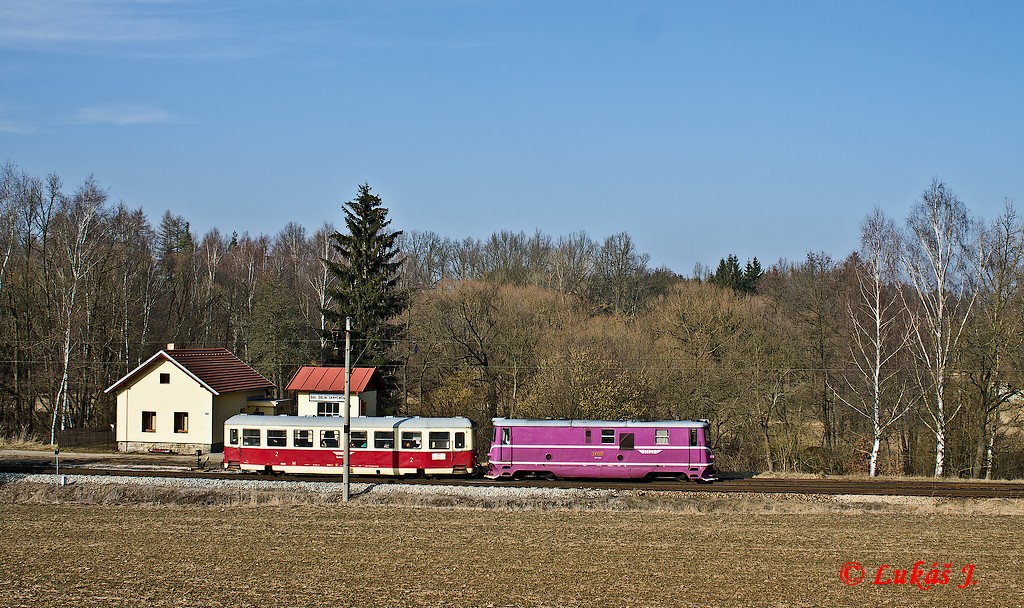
[836,208,912,476]
[900,180,980,477]
[49,177,107,444]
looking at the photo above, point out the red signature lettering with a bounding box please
[840,561,978,589]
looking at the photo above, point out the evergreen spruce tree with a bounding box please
[709,254,762,293]
[709,254,743,290]
[324,184,408,407]
[742,257,763,293]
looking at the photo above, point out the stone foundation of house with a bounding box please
[119,441,217,455]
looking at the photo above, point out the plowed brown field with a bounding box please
[1,502,1020,608]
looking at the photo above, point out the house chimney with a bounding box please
[166,343,175,351]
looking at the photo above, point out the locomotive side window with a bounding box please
[585,429,592,444]
[320,430,339,448]
[619,432,634,450]
[689,429,698,446]
[293,429,313,448]
[501,428,511,445]
[401,431,422,449]
[242,429,261,446]
[454,432,466,449]
[229,428,238,446]
[655,429,669,445]
[429,431,450,450]
[267,430,286,447]
[375,431,394,449]
[601,429,615,444]
[351,431,367,448]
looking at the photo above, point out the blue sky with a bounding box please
[2,1,1022,273]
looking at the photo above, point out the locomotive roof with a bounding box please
[492,418,708,428]
[226,414,473,429]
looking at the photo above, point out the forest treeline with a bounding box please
[1,161,1022,478]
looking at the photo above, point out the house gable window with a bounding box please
[159,373,170,384]
[317,402,340,417]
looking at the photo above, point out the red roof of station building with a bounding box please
[286,366,382,394]
[105,348,275,395]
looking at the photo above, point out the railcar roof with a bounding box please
[226,414,474,429]
[492,418,708,428]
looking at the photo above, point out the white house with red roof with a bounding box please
[285,366,383,417]
[105,346,276,454]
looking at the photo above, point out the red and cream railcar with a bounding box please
[223,414,475,476]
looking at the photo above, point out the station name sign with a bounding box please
[310,393,346,402]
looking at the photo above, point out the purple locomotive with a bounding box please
[485,418,716,481]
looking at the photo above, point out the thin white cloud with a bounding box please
[0,120,37,134]
[73,104,180,125]
[0,0,249,58]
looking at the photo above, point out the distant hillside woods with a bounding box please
[1,163,1022,478]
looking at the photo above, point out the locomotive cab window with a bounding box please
[454,432,466,449]
[293,429,313,448]
[655,429,669,445]
[689,428,698,447]
[429,431,450,450]
[601,429,615,444]
[374,431,394,449]
[242,429,260,446]
[401,431,422,449]
[320,430,339,448]
[351,431,367,448]
[501,428,511,445]
[267,429,286,447]
[228,428,238,446]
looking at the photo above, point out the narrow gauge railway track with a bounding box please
[2,457,1023,499]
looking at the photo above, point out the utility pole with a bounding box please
[342,317,352,502]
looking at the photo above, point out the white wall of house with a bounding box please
[211,391,272,446]
[296,391,374,417]
[115,359,214,448]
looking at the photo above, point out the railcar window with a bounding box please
[267,430,286,447]
[655,429,669,445]
[429,431,450,450]
[455,432,466,449]
[320,430,339,448]
[401,431,422,449]
[229,429,238,446]
[351,431,367,448]
[585,429,592,444]
[293,429,313,448]
[601,429,615,444]
[689,428,698,447]
[375,431,394,449]
[242,429,261,446]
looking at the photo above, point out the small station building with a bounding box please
[285,366,383,417]
[105,346,277,454]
